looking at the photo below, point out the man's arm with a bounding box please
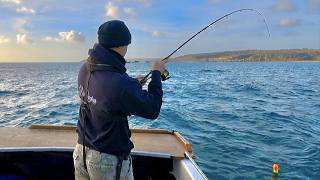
[120,71,163,119]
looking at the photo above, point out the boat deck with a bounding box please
[0,125,192,159]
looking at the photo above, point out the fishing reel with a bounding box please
[161,69,170,81]
[140,69,170,85]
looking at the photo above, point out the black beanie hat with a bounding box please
[98,20,131,49]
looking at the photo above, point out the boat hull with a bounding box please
[0,125,208,180]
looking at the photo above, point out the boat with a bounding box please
[0,124,208,180]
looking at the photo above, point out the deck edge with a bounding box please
[174,132,193,154]
[28,124,192,156]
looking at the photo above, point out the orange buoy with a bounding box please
[272,163,279,175]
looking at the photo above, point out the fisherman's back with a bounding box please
[77,62,134,156]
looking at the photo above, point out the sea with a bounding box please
[0,61,319,179]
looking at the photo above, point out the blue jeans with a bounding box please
[73,144,134,180]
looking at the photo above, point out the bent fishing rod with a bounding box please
[140,8,270,85]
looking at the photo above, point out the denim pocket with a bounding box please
[86,151,100,171]
[100,153,115,169]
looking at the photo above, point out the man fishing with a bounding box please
[73,20,166,180]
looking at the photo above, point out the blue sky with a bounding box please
[0,0,319,62]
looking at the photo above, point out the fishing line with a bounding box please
[140,8,270,84]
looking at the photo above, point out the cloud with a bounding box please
[152,30,162,38]
[12,18,28,33]
[0,36,10,44]
[43,30,85,42]
[0,0,36,15]
[16,33,33,44]
[272,0,295,12]
[43,36,59,42]
[59,30,85,42]
[124,7,136,17]
[16,6,36,14]
[0,0,21,5]
[279,17,299,27]
[105,2,119,18]
[105,2,139,18]
[138,25,166,38]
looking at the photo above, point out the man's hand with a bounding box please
[152,60,166,73]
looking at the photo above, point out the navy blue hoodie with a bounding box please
[77,44,163,156]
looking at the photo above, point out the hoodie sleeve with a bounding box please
[120,71,163,119]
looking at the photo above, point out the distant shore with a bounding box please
[172,49,320,62]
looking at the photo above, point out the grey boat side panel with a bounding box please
[0,147,208,179]
[0,147,171,158]
[185,152,208,180]
[0,148,174,180]
[0,147,74,152]
[172,152,208,180]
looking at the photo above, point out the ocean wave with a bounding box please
[1,62,320,179]
[0,90,13,96]
[234,83,261,93]
[199,69,213,73]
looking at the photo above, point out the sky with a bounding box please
[0,0,319,62]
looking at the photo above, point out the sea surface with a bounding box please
[0,61,320,179]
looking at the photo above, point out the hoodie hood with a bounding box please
[88,44,126,73]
